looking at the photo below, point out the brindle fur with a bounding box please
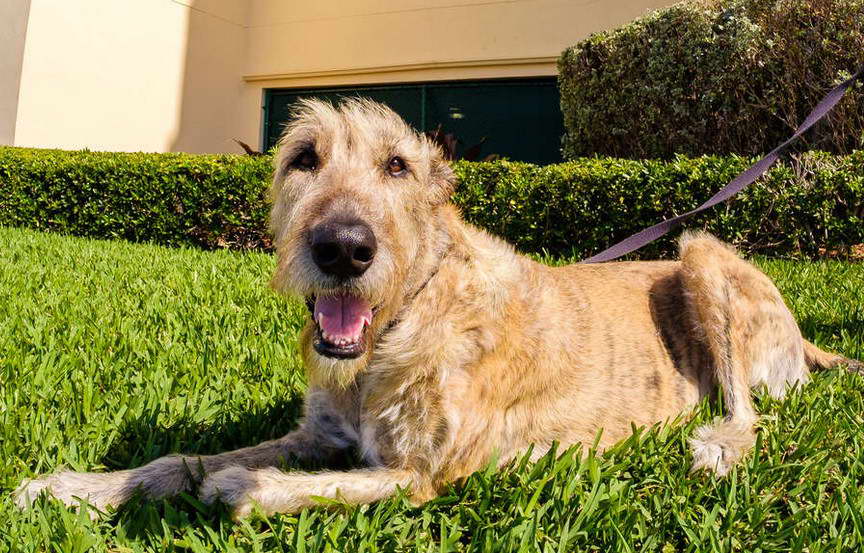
[16,99,862,518]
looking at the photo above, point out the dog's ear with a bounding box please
[429,154,457,205]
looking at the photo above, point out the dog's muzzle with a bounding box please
[306,219,377,359]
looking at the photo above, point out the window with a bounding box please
[263,78,563,165]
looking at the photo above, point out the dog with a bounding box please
[15,99,862,518]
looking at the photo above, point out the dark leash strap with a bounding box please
[581,65,864,264]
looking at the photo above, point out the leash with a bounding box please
[581,65,864,264]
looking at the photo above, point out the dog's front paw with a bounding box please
[14,471,117,513]
[200,466,262,519]
[14,475,57,509]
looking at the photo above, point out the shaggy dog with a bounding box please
[16,99,862,518]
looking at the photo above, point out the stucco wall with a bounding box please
[244,0,672,84]
[0,0,32,145]
[236,0,674,150]
[169,1,249,152]
[7,0,674,153]
[12,0,247,153]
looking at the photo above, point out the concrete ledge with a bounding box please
[243,56,558,88]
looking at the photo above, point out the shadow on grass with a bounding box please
[97,393,368,540]
[798,313,864,335]
[797,313,864,359]
[101,396,306,470]
[96,396,306,537]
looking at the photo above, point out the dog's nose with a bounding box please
[310,221,377,278]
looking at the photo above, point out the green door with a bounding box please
[263,79,563,165]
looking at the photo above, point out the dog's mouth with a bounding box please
[307,294,373,359]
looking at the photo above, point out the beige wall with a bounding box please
[12,0,248,153]
[7,0,673,153]
[170,1,249,152]
[244,0,672,83]
[237,0,674,150]
[0,0,32,145]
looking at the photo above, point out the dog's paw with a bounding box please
[14,471,115,514]
[14,475,56,509]
[689,419,755,476]
[199,466,262,519]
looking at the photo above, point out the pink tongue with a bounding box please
[314,295,372,344]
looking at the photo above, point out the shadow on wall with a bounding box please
[170,1,249,154]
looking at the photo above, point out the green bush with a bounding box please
[453,152,864,259]
[0,147,273,250]
[2,146,863,260]
[558,0,864,159]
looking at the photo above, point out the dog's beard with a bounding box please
[299,289,382,389]
[305,340,369,389]
[301,286,406,389]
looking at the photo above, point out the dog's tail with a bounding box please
[804,340,863,373]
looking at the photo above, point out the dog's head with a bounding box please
[269,98,455,385]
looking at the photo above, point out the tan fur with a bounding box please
[15,99,861,517]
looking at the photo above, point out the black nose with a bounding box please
[310,220,377,278]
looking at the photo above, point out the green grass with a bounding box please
[1,226,863,553]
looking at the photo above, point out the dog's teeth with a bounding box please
[318,328,363,348]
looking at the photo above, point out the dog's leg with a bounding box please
[199,466,420,518]
[14,429,332,512]
[679,233,807,475]
[15,390,357,512]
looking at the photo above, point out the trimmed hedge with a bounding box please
[0,147,273,250]
[1,146,863,259]
[558,0,864,159]
[455,152,864,259]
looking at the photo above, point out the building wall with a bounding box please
[169,1,249,153]
[12,0,248,153]
[0,0,32,145]
[7,0,673,153]
[244,0,671,84]
[236,0,673,150]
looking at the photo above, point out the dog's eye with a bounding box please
[387,156,407,176]
[291,148,318,171]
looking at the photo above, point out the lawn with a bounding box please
[1,226,863,553]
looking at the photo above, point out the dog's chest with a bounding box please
[355,372,453,470]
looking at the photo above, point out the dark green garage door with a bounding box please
[263,79,563,165]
